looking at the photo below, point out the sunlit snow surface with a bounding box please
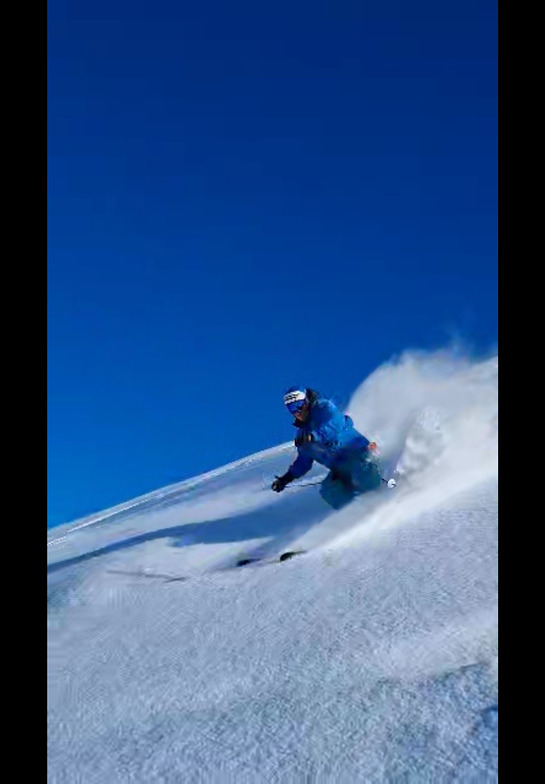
[48,351,498,782]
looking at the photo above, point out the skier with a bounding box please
[271,387,383,508]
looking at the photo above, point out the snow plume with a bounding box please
[348,348,497,484]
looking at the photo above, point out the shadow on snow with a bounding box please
[47,488,328,575]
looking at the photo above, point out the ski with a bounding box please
[236,550,307,568]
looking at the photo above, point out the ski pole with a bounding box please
[285,480,323,489]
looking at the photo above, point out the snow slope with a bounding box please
[48,351,498,783]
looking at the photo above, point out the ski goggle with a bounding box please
[287,401,307,415]
[284,390,307,414]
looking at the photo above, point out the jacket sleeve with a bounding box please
[288,451,314,479]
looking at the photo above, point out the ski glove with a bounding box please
[295,432,313,447]
[271,472,294,492]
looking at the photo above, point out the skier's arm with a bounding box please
[289,451,314,479]
[271,452,313,492]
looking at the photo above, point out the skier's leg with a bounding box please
[347,451,382,494]
[320,470,355,509]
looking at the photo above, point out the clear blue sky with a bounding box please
[47,0,498,528]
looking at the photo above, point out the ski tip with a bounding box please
[279,550,306,562]
[236,558,258,567]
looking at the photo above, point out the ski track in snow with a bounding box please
[48,351,498,783]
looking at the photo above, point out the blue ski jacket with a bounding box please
[287,391,371,479]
